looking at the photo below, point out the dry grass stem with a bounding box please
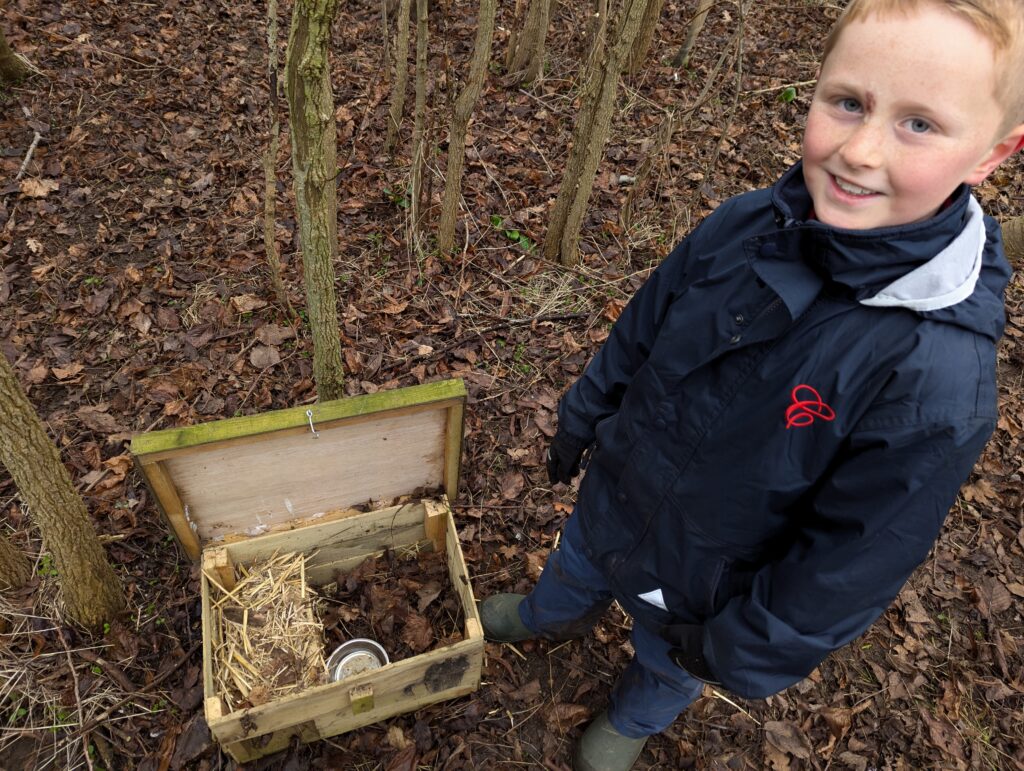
[208,550,327,712]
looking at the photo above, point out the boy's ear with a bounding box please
[964,123,1024,185]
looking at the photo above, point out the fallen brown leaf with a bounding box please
[546,702,590,732]
[20,178,60,198]
[764,720,811,760]
[401,613,433,653]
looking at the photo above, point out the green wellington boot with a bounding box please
[479,593,534,643]
[573,711,648,771]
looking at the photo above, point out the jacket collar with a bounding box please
[746,163,1008,340]
[769,161,972,302]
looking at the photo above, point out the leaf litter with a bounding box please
[1,0,1023,769]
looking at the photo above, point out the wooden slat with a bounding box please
[142,460,201,559]
[131,380,466,459]
[223,720,321,764]
[223,502,426,571]
[207,637,482,745]
[312,668,480,740]
[423,499,446,554]
[444,502,481,640]
[443,401,465,502]
[202,547,236,590]
[218,504,368,544]
[205,697,224,722]
[303,540,433,586]
[201,574,216,701]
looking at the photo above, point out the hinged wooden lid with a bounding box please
[130,379,466,560]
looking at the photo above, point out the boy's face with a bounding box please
[802,4,1022,231]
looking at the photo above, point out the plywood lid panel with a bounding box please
[131,380,465,548]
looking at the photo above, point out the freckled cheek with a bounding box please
[887,152,956,202]
[802,113,838,166]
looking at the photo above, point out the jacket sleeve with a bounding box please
[557,210,724,445]
[696,416,993,699]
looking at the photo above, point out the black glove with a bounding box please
[545,432,589,485]
[669,645,720,684]
[665,623,721,684]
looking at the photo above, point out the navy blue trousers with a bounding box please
[517,514,704,738]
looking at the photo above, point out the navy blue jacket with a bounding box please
[558,163,1010,699]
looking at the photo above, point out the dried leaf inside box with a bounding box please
[130,380,482,763]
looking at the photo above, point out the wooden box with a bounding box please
[130,380,482,762]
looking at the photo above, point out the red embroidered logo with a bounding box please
[785,384,835,429]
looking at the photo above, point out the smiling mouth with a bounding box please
[832,175,879,197]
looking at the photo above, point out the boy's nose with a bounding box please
[838,121,884,169]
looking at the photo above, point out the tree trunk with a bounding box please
[583,0,609,72]
[437,0,496,255]
[263,0,296,319]
[409,0,429,231]
[1004,215,1024,266]
[0,354,125,629]
[508,0,549,83]
[384,0,414,155]
[673,0,715,68]
[286,0,346,402]
[625,0,665,75]
[544,0,651,265]
[0,530,30,590]
[0,27,29,85]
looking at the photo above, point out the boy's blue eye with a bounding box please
[907,118,931,133]
[838,98,861,113]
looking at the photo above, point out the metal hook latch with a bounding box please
[306,409,320,438]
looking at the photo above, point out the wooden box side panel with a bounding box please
[222,651,484,763]
[203,498,483,762]
[201,571,216,700]
[208,637,483,751]
[164,410,446,543]
[221,720,320,764]
[222,501,428,581]
[311,640,483,742]
[443,503,482,641]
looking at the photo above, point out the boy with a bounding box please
[481,2,1024,770]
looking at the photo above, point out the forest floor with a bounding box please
[2,0,1024,769]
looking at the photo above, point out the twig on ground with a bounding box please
[63,641,201,743]
[56,627,94,771]
[709,687,762,726]
[14,132,42,183]
[425,311,588,361]
[740,78,817,97]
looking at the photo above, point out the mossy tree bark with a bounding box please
[286,0,345,402]
[0,530,30,590]
[0,27,29,85]
[544,0,651,265]
[384,0,413,155]
[0,353,125,629]
[672,0,714,68]
[263,0,296,318]
[1004,215,1024,266]
[437,0,496,255]
[507,0,550,84]
[625,0,665,75]
[583,0,609,71]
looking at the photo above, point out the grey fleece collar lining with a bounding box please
[859,196,985,312]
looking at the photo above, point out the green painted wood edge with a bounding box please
[130,379,467,457]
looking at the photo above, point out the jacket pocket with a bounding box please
[707,556,729,616]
